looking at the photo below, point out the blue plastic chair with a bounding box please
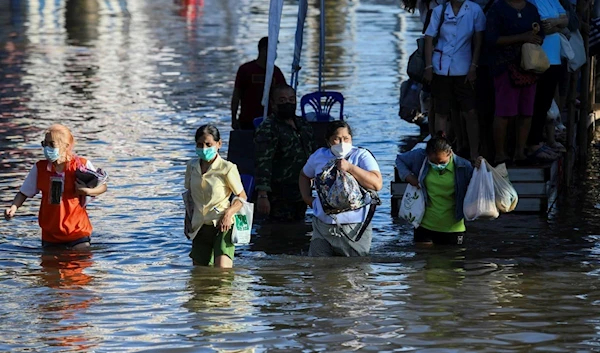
[253,117,264,129]
[240,174,255,200]
[300,91,344,121]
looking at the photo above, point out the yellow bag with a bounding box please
[521,23,550,74]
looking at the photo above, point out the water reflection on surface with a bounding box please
[1,0,600,351]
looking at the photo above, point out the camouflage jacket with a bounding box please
[254,115,317,199]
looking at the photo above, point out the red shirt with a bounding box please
[234,60,286,126]
[36,158,93,243]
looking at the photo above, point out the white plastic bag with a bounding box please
[489,162,518,213]
[231,198,254,245]
[559,33,575,61]
[463,160,499,221]
[399,159,427,228]
[547,99,560,122]
[568,30,586,72]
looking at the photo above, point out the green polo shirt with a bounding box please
[420,156,466,233]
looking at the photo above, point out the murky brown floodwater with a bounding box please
[1,0,600,351]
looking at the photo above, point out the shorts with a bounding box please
[431,74,476,115]
[190,225,235,266]
[414,227,465,245]
[42,236,91,249]
[308,217,372,257]
[493,70,537,117]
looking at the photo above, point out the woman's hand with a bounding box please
[257,197,271,215]
[473,156,484,169]
[219,211,234,232]
[303,196,315,208]
[465,65,477,86]
[4,205,17,220]
[406,174,420,189]
[75,180,91,196]
[336,158,354,173]
[542,18,559,31]
[521,30,542,45]
[424,67,433,84]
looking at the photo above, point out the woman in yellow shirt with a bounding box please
[185,125,247,268]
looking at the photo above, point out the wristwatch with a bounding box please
[258,194,268,199]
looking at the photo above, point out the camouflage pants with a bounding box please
[270,194,307,222]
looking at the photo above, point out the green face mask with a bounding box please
[196,146,217,161]
[428,160,448,171]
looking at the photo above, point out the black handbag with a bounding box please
[407,2,447,83]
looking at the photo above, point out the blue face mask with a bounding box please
[43,146,61,162]
[196,146,217,161]
[429,160,448,171]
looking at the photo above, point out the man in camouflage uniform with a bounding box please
[254,84,317,222]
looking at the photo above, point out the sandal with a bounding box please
[493,158,513,167]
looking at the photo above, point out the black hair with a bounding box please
[325,121,353,141]
[195,124,221,143]
[258,37,268,51]
[269,84,296,102]
[425,131,452,155]
[401,0,419,13]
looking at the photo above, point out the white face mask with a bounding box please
[330,142,353,158]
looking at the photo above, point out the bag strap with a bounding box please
[434,2,448,42]
[418,157,428,178]
[339,191,380,243]
[333,146,381,242]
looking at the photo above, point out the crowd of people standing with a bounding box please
[401,0,589,166]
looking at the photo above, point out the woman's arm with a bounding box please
[76,182,107,197]
[5,192,27,220]
[338,159,383,191]
[497,31,541,46]
[299,171,314,207]
[219,190,248,232]
[224,190,247,218]
[543,14,568,34]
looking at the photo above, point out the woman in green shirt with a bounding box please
[396,132,480,245]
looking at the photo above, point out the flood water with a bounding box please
[1,0,600,351]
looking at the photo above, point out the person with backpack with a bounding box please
[299,121,382,257]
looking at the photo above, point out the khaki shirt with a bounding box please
[185,155,244,240]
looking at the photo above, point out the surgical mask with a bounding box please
[331,142,353,158]
[276,103,296,120]
[196,146,217,161]
[43,146,61,162]
[429,160,448,171]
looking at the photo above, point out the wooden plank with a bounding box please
[514,197,546,213]
[512,182,546,197]
[506,167,547,182]
[394,164,550,183]
[391,182,407,197]
[392,181,547,198]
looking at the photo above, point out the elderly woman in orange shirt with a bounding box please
[5,124,108,249]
